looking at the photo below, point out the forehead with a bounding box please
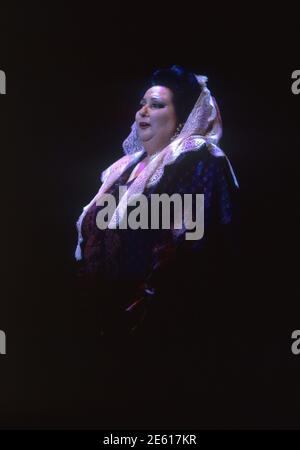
[143,85,173,101]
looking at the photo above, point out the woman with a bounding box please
[74,65,239,346]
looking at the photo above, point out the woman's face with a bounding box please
[135,85,177,149]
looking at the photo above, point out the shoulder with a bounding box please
[164,144,238,191]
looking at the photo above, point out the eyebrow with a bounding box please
[141,96,165,102]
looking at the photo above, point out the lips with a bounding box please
[139,122,150,129]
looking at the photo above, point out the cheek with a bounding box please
[155,110,176,127]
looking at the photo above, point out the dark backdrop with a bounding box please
[0,3,299,429]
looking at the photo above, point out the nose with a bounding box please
[139,104,149,117]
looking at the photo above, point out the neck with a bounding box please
[143,138,170,157]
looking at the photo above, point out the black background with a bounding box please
[0,3,299,429]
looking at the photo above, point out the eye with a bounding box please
[151,102,164,109]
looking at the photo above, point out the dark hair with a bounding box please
[146,65,201,124]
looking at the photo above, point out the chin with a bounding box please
[138,133,153,143]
